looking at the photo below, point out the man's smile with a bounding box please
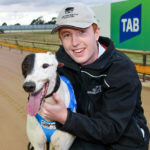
[72,48,86,55]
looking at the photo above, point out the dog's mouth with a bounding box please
[26,81,49,116]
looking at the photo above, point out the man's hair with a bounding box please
[92,24,98,33]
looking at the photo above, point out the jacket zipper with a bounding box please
[80,67,92,116]
[87,100,91,116]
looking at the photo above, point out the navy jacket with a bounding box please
[56,37,149,150]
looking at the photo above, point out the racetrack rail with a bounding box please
[0,41,150,75]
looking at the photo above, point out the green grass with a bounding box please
[0,31,149,65]
[0,32,59,42]
[0,32,60,51]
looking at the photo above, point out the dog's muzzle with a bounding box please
[23,82,36,92]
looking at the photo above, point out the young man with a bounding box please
[41,2,149,150]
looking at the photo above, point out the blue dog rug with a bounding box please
[35,75,77,142]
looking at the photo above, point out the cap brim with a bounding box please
[51,22,93,34]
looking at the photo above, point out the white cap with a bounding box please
[51,2,98,33]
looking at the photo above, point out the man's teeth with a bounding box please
[74,49,83,53]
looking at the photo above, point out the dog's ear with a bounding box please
[22,54,35,78]
[58,62,64,68]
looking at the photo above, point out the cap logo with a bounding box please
[62,7,78,19]
[65,7,74,14]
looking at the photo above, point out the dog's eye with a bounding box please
[42,63,49,69]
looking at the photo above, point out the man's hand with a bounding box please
[40,93,68,125]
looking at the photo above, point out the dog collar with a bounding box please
[45,73,60,98]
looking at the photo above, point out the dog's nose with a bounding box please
[23,82,36,92]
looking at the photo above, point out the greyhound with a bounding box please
[22,52,76,150]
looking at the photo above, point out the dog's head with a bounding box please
[22,52,59,116]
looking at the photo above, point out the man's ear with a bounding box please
[58,62,64,68]
[58,32,63,45]
[95,26,100,41]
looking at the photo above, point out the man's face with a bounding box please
[59,25,100,66]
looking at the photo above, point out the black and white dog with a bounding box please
[22,52,76,150]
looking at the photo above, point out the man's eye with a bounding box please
[63,33,70,38]
[80,30,86,34]
[42,63,49,69]
[80,30,85,33]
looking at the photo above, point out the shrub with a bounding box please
[0,29,4,34]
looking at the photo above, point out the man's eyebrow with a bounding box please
[60,30,70,35]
